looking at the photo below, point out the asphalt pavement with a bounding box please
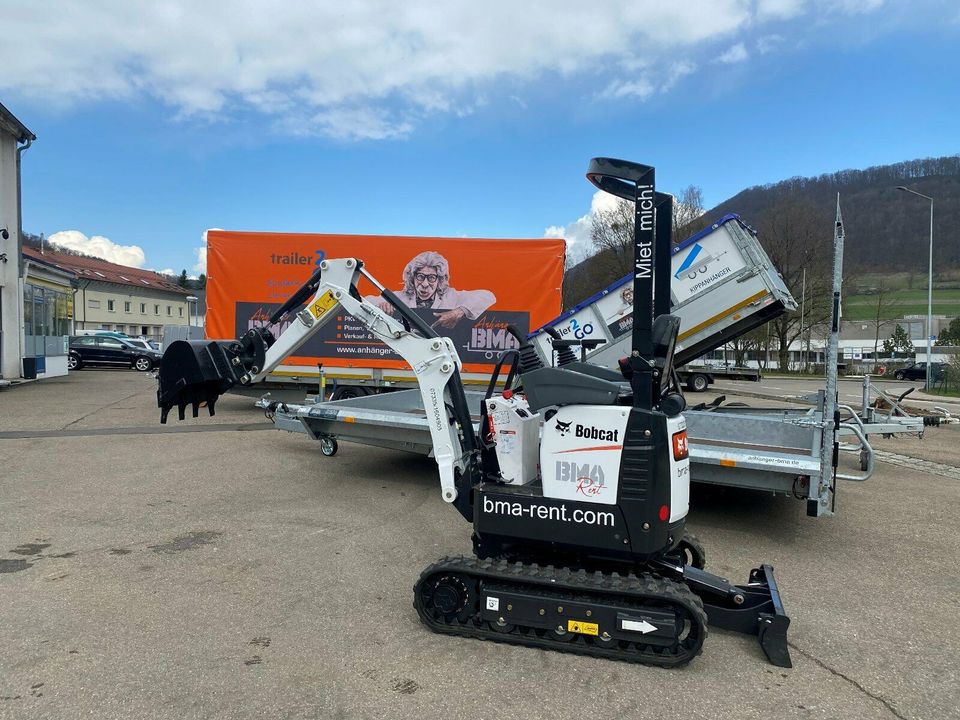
[1,371,958,720]
[712,374,960,416]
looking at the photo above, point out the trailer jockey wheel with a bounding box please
[319,437,339,456]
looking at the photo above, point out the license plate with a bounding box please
[567,619,599,636]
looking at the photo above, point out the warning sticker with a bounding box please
[567,619,599,636]
[309,290,338,319]
[486,596,500,611]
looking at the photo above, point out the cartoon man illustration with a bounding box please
[369,250,496,329]
[618,285,633,316]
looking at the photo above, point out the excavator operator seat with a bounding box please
[520,366,622,413]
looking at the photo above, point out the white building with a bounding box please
[31,247,193,340]
[0,100,37,382]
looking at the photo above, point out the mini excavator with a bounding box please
[157,158,791,667]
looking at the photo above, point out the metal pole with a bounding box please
[816,194,844,518]
[800,268,806,372]
[926,198,933,390]
[896,186,934,389]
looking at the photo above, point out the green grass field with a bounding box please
[843,287,960,321]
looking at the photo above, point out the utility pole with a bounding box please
[800,268,806,372]
[897,186,934,390]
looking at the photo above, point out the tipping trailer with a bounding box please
[531,215,796,391]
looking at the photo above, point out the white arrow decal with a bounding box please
[622,619,658,634]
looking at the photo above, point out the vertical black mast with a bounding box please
[586,158,658,410]
[654,192,673,318]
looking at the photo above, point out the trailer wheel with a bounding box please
[319,437,339,457]
[859,448,869,472]
[331,386,370,401]
[686,373,710,393]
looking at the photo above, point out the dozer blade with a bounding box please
[157,340,242,423]
[662,561,792,668]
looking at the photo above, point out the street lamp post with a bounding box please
[896,186,934,390]
[185,295,198,335]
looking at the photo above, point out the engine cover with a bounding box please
[541,406,630,505]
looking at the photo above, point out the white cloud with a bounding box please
[600,77,656,101]
[822,0,885,14]
[193,230,215,275]
[662,61,697,91]
[756,34,785,54]
[0,1,885,140]
[545,190,620,266]
[756,0,806,20]
[48,230,146,268]
[194,246,207,275]
[716,42,749,64]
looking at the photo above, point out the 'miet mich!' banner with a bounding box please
[208,232,565,372]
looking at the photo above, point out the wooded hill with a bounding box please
[710,155,960,274]
[565,154,960,308]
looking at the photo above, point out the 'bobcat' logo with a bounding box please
[555,420,572,436]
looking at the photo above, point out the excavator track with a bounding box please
[414,556,707,667]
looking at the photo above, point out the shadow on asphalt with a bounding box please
[689,483,805,542]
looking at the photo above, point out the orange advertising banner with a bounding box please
[206,231,565,372]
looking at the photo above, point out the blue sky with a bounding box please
[2,1,958,275]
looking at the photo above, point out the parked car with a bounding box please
[893,361,946,381]
[75,330,131,339]
[68,335,163,372]
[123,338,154,352]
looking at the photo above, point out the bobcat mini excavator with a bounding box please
[157,158,791,668]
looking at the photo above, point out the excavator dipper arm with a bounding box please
[157,258,473,504]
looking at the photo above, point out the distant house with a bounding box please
[21,249,77,378]
[0,101,38,382]
[24,247,193,340]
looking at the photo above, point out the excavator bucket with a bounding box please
[157,340,242,423]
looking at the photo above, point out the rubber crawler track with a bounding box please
[414,555,708,667]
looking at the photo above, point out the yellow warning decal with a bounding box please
[309,290,338,319]
[567,620,599,636]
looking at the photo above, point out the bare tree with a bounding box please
[590,197,635,283]
[673,185,708,240]
[871,281,898,360]
[590,184,708,286]
[757,198,834,371]
[729,325,765,366]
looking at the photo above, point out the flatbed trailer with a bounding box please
[260,388,874,515]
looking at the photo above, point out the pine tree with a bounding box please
[883,324,914,356]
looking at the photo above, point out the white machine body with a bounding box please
[540,405,630,505]
[484,392,540,485]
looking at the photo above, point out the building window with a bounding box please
[107,300,115,312]
[140,303,146,313]
[141,326,149,336]
[167,306,172,316]
[179,307,183,317]
[23,284,72,338]
[154,305,160,315]
[124,301,131,313]
[88,299,101,309]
